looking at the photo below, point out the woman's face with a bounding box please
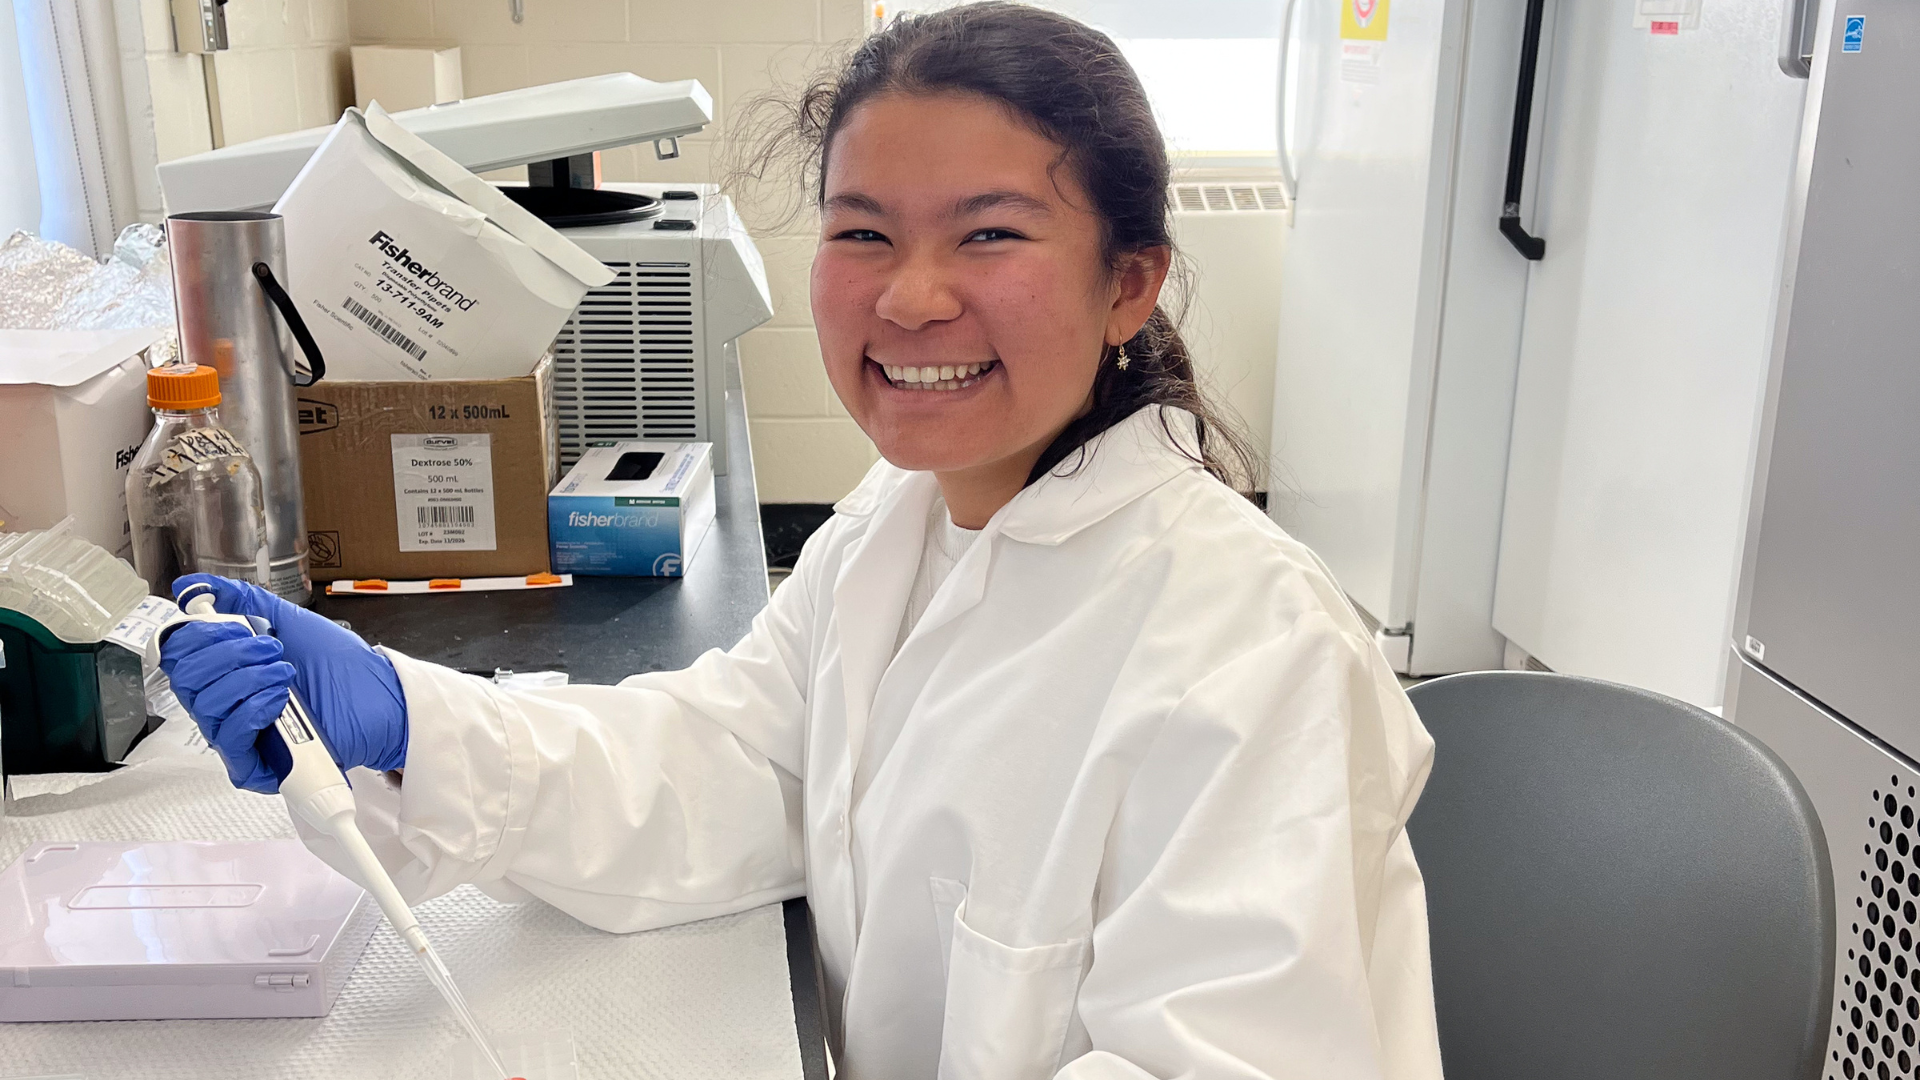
[811,91,1165,478]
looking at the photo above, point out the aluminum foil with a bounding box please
[0,229,96,328]
[0,222,174,331]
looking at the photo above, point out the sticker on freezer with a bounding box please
[1633,0,1700,32]
[1843,15,1864,52]
[1341,0,1389,41]
[391,433,497,552]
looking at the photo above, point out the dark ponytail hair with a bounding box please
[744,1,1264,496]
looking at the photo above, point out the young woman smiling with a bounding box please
[158,5,1442,1078]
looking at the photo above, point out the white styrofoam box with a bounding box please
[0,329,163,559]
[352,45,462,112]
[0,839,376,1022]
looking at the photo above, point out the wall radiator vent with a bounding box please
[1172,182,1287,213]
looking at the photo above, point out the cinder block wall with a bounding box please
[139,0,352,161]
[347,0,880,504]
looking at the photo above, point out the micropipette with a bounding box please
[159,585,512,1080]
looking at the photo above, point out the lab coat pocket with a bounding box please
[935,895,1091,1080]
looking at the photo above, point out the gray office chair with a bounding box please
[1405,671,1834,1080]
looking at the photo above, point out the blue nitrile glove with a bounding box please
[159,574,409,793]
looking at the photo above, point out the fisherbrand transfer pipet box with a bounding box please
[547,441,715,577]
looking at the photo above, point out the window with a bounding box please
[0,0,44,236]
[1040,0,1280,169]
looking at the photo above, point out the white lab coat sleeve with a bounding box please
[308,537,823,934]
[1059,610,1442,1080]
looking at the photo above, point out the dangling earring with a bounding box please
[1115,344,1130,371]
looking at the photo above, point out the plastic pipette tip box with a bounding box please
[447,1030,578,1080]
[0,840,376,1022]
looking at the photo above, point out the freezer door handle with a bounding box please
[1500,0,1549,261]
[1777,0,1819,76]
[1276,0,1303,209]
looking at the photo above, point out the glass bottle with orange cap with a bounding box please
[125,355,274,597]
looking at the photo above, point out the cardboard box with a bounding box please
[547,442,714,577]
[298,358,557,581]
[0,329,162,558]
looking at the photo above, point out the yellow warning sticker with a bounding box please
[1341,0,1391,41]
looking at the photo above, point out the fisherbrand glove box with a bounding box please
[547,441,714,577]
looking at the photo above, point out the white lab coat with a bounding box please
[331,405,1445,1080]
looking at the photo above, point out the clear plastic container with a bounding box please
[125,362,272,597]
[0,517,150,643]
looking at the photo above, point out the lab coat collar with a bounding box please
[998,405,1204,545]
[830,405,1205,545]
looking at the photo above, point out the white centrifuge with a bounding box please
[157,73,774,473]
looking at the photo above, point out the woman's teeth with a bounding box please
[879,361,995,392]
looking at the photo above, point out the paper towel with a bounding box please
[0,760,803,1080]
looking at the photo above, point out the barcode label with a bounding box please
[391,434,496,552]
[416,505,476,526]
[343,296,427,361]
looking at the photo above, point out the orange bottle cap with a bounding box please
[147,364,221,410]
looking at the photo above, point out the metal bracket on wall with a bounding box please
[170,0,228,53]
[202,54,225,149]
[169,0,229,147]
[511,0,524,23]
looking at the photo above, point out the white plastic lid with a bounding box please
[0,840,367,979]
[159,73,714,214]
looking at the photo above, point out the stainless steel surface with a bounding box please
[1727,653,1911,1080]
[167,212,311,604]
[1735,0,1919,758]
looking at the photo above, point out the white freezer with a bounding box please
[1490,0,1807,707]
[1270,0,1538,675]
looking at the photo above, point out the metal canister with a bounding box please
[167,211,325,605]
